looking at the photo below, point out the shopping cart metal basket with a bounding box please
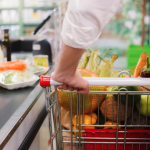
[40,74,150,150]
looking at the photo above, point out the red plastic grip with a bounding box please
[40,75,51,87]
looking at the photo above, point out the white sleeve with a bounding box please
[61,0,121,49]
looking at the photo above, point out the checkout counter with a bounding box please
[0,7,62,150]
[0,67,53,150]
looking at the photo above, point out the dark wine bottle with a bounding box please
[2,29,11,61]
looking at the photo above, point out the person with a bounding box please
[51,0,121,93]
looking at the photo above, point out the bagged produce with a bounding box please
[57,68,106,113]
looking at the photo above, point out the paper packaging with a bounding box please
[61,108,79,149]
[63,132,77,150]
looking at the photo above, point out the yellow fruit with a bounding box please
[91,113,98,120]
[72,113,97,126]
[72,113,97,137]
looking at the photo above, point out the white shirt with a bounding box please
[61,0,121,49]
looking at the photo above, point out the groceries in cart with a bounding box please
[58,68,107,114]
[40,50,150,150]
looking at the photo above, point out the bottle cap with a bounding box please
[4,29,9,33]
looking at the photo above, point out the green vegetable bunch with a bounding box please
[78,48,118,77]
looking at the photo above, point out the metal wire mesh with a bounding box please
[45,87,150,150]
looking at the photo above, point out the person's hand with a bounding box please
[51,70,89,94]
[51,41,89,93]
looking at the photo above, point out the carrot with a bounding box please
[0,60,27,71]
[134,52,148,77]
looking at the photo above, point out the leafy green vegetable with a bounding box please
[4,73,14,84]
[3,71,29,84]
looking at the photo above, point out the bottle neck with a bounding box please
[4,33,9,38]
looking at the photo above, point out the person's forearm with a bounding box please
[53,42,85,82]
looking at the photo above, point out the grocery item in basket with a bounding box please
[86,50,99,74]
[100,96,131,121]
[110,71,120,77]
[98,54,118,77]
[136,95,150,117]
[104,121,121,129]
[78,51,90,69]
[127,111,146,129]
[72,113,97,126]
[129,66,136,76]
[72,113,97,136]
[134,52,148,77]
[63,132,77,150]
[57,68,106,113]
[140,56,150,77]
[77,48,118,77]
[111,86,141,105]
[61,107,76,130]
[0,60,27,71]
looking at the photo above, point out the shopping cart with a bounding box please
[40,74,150,150]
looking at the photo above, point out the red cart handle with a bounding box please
[40,75,62,87]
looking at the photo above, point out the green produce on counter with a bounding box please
[136,95,150,117]
[2,70,29,84]
[111,86,141,105]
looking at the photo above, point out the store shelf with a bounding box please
[0,0,60,36]
[23,5,57,10]
[0,23,19,26]
[23,23,39,26]
[0,7,18,10]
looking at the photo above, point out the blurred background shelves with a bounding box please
[0,23,19,25]
[0,0,149,69]
[0,7,18,10]
[23,6,57,9]
[0,0,58,37]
